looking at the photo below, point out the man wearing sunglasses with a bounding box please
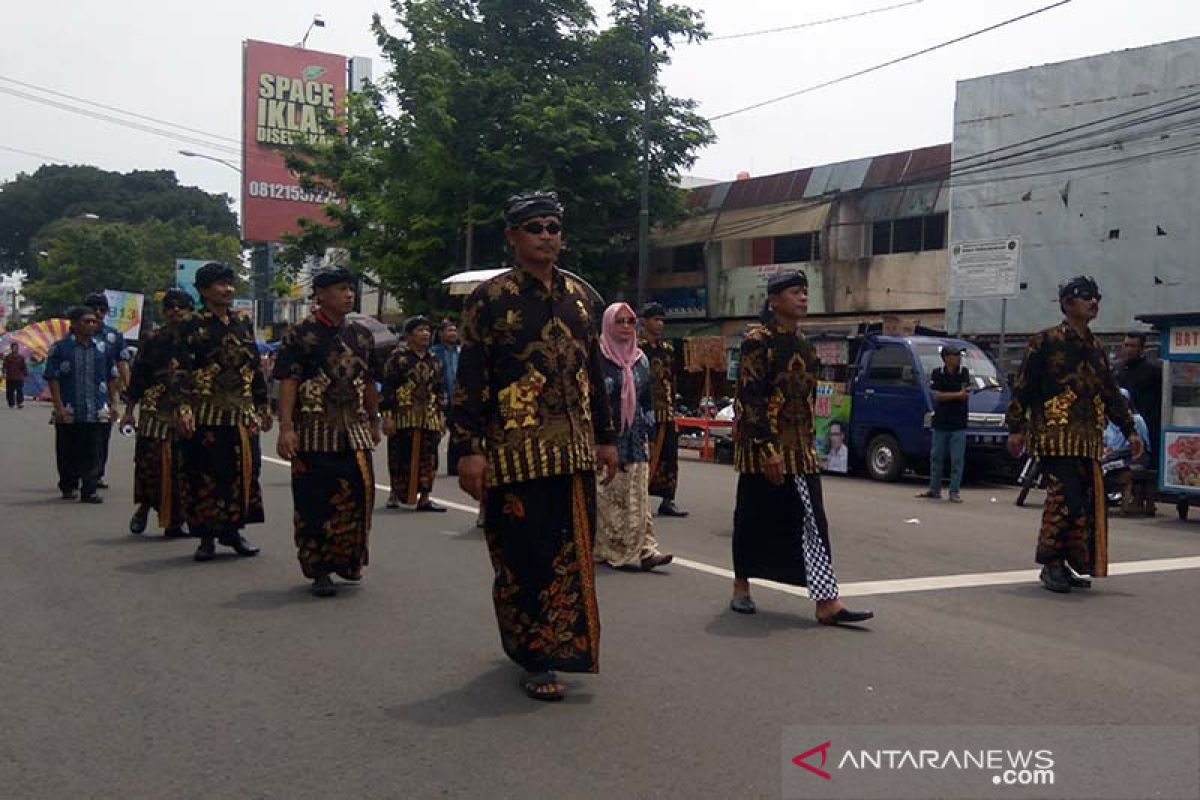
[121,288,194,537]
[1006,275,1142,593]
[450,191,617,702]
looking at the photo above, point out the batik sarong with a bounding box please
[1037,456,1108,576]
[134,434,184,529]
[648,424,680,501]
[292,450,373,579]
[484,472,601,673]
[387,427,440,505]
[180,424,264,537]
[732,472,840,601]
[594,462,660,568]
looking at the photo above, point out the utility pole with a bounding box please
[636,0,653,309]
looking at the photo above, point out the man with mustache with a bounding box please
[451,191,617,702]
[1006,275,1143,593]
[173,262,272,562]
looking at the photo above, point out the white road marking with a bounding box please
[260,456,1200,598]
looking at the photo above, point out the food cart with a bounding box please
[1135,312,1200,520]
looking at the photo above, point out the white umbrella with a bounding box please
[441,268,510,295]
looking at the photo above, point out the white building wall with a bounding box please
[949,37,1200,336]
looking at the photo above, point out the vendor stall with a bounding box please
[1136,312,1200,520]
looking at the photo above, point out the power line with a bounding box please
[707,0,1073,122]
[0,74,240,146]
[0,143,67,163]
[709,0,926,41]
[0,85,243,157]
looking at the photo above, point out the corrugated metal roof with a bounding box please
[659,144,952,244]
[692,144,950,212]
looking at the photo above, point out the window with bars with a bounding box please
[870,212,947,255]
[773,231,820,263]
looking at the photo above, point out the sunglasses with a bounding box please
[613,317,637,326]
[517,221,562,235]
[1074,292,1102,302]
[164,303,189,311]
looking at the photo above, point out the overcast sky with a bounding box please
[4,0,1199,213]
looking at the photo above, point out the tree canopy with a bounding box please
[281,0,714,313]
[23,217,241,321]
[0,165,238,279]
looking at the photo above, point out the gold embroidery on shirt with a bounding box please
[1044,388,1076,427]
[499,364,546,429]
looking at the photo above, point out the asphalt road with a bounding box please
[2,407,1198,799]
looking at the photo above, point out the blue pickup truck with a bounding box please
[845,334,1013,481]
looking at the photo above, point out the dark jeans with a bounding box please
[5,380,23,408]
[97,420,114,478]
[55,423,108,496]
[928,428,966,494]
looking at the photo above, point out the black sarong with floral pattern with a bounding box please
[484,473,600,674]
[134,435,184,529]
[180,425,264,537]
[292,450,373,579]
[387,428,439,505]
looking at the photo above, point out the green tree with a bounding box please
[0,165,238,278]
[281,0,713,313]
[24,218,241,322]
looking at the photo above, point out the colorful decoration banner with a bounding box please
[103,289,144,340]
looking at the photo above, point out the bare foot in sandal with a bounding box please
[520,670,565,701]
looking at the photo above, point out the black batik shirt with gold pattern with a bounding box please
[380,348,445,432]
[733,323,821,475]
[450,266,616,486]
[1006,322,1135,460]
[273,315,376,452]
[173,308,268,427]
[640,336,676,423]
[128,325,181,440]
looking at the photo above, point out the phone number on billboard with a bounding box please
[246,181,334,204]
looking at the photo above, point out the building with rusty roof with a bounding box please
[649,143,951,338]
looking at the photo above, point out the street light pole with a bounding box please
[636,0,653,310]
[178,150,242,174]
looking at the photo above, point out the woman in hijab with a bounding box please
[595,302,673,571]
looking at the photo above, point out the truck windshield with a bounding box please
[914,343,1003,389]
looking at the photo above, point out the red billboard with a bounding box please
[242,39,347,243]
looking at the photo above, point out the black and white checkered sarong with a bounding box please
[795,475,839,601]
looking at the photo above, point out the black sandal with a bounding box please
[520,671,565,701]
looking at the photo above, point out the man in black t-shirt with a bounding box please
[917,345,971,503]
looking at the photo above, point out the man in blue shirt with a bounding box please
[430,319,462,476]
[85,292,131,488]
[45,305,120,502]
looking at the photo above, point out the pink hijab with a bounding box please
[599,302,644,432]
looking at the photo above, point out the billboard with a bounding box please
[175,258,208,306]
[242,40,347,243]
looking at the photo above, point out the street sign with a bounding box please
[949,237,1021,299]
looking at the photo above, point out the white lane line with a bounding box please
[260,456,1200,598]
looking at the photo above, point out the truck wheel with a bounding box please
[866,433,905,482]
[1178,501,1189,521]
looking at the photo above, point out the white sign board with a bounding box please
[949,237,1021,299]
[1169,326,1200,356]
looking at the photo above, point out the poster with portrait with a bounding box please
[815,380,852,473]
[1162,431,1200,492]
